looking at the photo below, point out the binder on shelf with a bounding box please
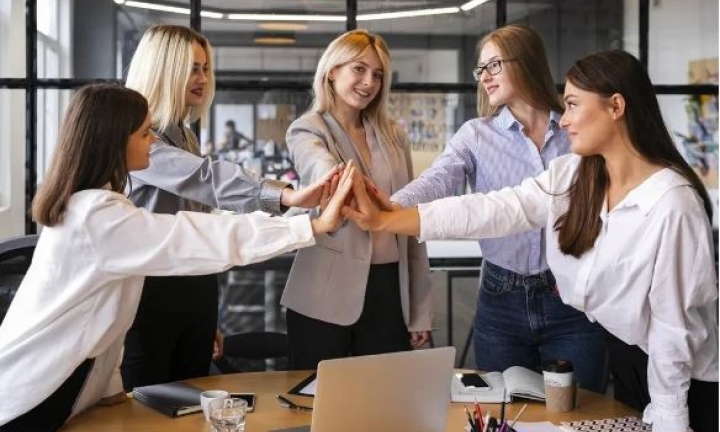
[131,381,203,418]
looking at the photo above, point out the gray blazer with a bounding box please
[281,112,433,331]
[128,122,287,215]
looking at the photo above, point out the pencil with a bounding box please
[464,405,477,432]
[509,403,528,428]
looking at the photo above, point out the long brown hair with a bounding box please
[555,50,713,257]
[476,24,563,117]
[32,84,149,227]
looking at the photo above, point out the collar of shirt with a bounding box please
[606,168,691,218]
[155,122,186,148]
[493,105,562,132]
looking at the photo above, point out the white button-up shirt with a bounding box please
[0,189,315,426]
[419,154,718,432]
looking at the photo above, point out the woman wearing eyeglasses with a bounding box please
[373,24,606,392]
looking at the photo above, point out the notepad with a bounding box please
[451,366,545,403]
[558,417,651,431]
[131,381,203,418]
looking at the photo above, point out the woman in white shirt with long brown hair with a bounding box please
[0,84,353,432]
[346,50,718,432]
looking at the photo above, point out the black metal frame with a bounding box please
[0,0,717,233]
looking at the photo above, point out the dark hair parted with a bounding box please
[555,50,713,257]
[32,84,149,227]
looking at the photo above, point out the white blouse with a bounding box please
[418,154,718,432]
[0,189,315,426]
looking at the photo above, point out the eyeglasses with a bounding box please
[472,59,515,81]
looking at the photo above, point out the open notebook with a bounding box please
[451,366,545,403]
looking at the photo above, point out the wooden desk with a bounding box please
[63,371,636,432]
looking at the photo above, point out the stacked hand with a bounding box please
[310,161,357,235]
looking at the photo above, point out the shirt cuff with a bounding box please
[417,201,445,242]
[287,214,316,247]
[259,179,291,215]
[642,396,691,432]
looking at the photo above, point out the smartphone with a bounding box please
[459,373,491,390]
[229,392,256,412]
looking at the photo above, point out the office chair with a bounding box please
[0,234,39,325]
[212,331,289,374]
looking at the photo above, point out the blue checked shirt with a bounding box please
[392,106,570,275]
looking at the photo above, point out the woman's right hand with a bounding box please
[362,175,400,211]
[311,160,356,235]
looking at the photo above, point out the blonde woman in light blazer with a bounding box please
[282,30,433,369]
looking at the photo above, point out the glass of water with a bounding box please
[209,397,248,432]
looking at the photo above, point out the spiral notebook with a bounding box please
[559,416,651,431]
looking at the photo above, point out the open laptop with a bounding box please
[273,347,455,432]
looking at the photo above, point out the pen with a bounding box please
[482,411,491,432]
[509,403,528,428]
[499,389,506,425]
[464,406,477,432]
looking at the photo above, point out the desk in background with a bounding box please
[63,370,637,432]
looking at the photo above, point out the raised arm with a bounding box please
[87,163,355,276]
[392,122,477,208]
[346,164,554,240]
[131,142,288,214]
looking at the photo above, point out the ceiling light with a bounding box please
[258,22,309,32]
[113,0,126,4]
[358,6,460,21]
[460,0,492,11]
[228,13,345,22]
[123,1,189,14]
[253,34,297,45]
[201,11,224,19]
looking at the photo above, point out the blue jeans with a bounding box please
[473,261,608,393]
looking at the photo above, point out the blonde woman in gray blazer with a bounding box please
[282,30,433,369]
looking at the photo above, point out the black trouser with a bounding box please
[0,359,94,432]
[121,274,218,391]
[606,330,718,432]
[287,263,412,370]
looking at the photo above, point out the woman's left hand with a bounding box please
[98,392,127,406]
[410,331,430,349]
[281,163,345,208]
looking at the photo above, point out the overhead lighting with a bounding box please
[228,13,345,22]
[258,22,309,32]
[358,6,460,21]
[253,34,297,45]
[123,1,189,14]
[119,1,223,18]
[460,0,492,11]
[201,11,224,19]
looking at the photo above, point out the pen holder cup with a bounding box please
[543,360,577,413]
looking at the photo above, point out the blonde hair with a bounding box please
[476,24,563,117]
[125,25,215,134]
[310,29,403,151]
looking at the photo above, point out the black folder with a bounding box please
[131,382,203,418]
